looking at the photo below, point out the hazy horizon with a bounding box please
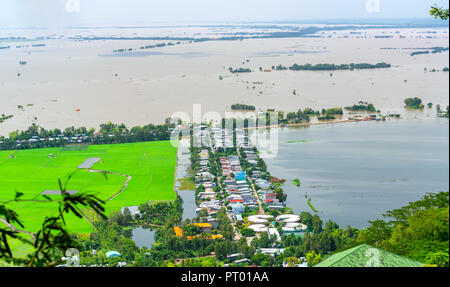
[0,0,448,28]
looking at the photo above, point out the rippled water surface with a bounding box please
[264,119,449,228]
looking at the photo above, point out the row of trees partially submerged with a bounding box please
[230,63,392,74]
[0,114,13,124]
[271,62,391,71]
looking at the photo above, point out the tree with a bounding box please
[306,250,323,266]
[404,97,424,109]
[357,219,392,246]
[214,240,234,261]
[430,6,449,20]
[383,191,449,224]
[8,131,18,140]
[237,238,255,259]
[251,252,272,266]
[426,251,449,267]
[274,186,287,203]
[299,211,313,228]
[184,224,201,236]
[312,215,323,233]
[240,228,256,237]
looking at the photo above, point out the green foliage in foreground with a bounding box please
[356,191,449,267]
[430,5,449,20]
[1,173,107,267]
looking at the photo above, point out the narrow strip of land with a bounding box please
[87,169,132,201]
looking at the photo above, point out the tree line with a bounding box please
[0,120,177,150]
[271,62,391,71]
[345,102,377,112]
[231,104,256,111]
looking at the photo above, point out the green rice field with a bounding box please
[0,141,178,233]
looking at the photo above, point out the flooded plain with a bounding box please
[1,25,448,136]
[264,118,449,228]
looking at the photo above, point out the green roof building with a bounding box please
[314,244,425,267]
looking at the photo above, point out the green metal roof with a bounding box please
[314,244,425,267]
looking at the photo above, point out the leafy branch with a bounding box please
[431,5,449,20]
[1,171,107,267]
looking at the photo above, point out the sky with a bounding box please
[0,0,448,27]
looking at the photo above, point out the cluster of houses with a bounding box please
[192,125,211,148]
[211,127,233,149]
[192,126,291,245]
[222,168,258,220]
[15,134,90,146]
[241,147,259,165]
[192,125,226,228]
[258,182,284,210]
[194,148,222,228]
[176,125,314,266]
[192,126,260,228]
[193,150,260,226]
[212,130,262,219]
[240,147,285,210]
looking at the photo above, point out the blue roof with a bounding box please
[105,251,121,258]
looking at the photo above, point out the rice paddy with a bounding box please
[0,141,178,233]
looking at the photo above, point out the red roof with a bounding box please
[230,199,244,203]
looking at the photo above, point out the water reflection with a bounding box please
[131,227,156,249]
[175,138,197,221]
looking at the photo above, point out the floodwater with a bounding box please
[252,50,326,56]
[1,26,448,136]
[175,138,197,221]
[100,51,209,58]
[264,118,449,228]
